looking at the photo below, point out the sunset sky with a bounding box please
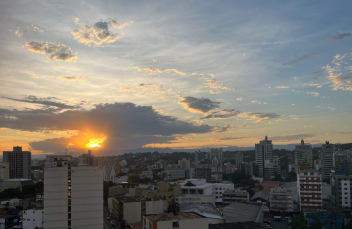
[1,1,352,154]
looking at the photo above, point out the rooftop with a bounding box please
[223,202,263,223]
[223,189,248,195]
[261,181,280,184]
[180,204,223,219]
[3,178,31,182]
[145,212,204,222]
[251,190,270,201]
[209,222,270,229]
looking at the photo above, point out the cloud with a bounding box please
[74,17,80,23]
[25,41,77,62]
[152,59,157,62]
[327,32,351,42]
[109,20,133,29]
[202,109,241,119]
[307,91,319,97]
[275,86,289,89]
[202,108,281,122]
[71,20,132,46]
[236,98,244,101]
[179,97,221,113]
[283,52,319,65]
[303,83,322,88]
[270,133,315,142]
[212,124,232,133]
[120,88,135,92]
[2,95,78,109]
[29,71,38,79]
[0,103,213,151]
[203,78,228,90]
[133,67,185,76]
[209,90,220,94]
[323,52,352,91]
[14,25,43,37]
[55,76,88,82]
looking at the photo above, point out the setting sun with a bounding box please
[85,137,107,148]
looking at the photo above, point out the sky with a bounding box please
[0,0,352,154]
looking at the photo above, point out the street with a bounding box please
[264,216,290,229]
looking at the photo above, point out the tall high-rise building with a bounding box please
[321,141,336,179]
[331,162,352,211]
[235,152,243,165]
[294,139,313,173]
[297,169,322,211]
[178,158,191,169]
[255,136,273,177]
[43,155,103,229]
[3,146,31,179]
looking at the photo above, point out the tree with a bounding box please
[290,213,308,229]
[308,216,323,229]
[128,174,141,183]
[35,182,44,193]
[322,177,330,184]
[285,172,297,182]
[272,174,283,181]
[345,220,352,229]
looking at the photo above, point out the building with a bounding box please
[0,178,34,192]
[238,162,254,177]
[255,136,273,177]
[259,181,281,192]
[222,202,264,223]
[222,189,249,206]
[143,182,181,204]
[195,168,211,182]
[111,196,167,225]
[43,155,103,229]
[209,222,271,229]
[143,212,208,229]
[0,163,9,180]
[180,204,225,224]
[235,152,243,165]
[304,209,344,229]
[269,186,294,212]
[3,146,31,179]
[264,156,280,176]
[294,139,313,173]
[175,194,215,206]
[22,209,44,229]
[333,151,352,172]
[321,141,336,179]
[31,169,44,181]
[164,170,186,180]
[178,158,191,169]
[331,162,352,211]
[178,179,234,199]
[297,169,322,211]
[251,190,270,204]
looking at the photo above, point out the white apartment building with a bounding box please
[143,212,208,229]
[321,141,336,179]
[176,194,215,205]
[235,152,243,165]
[23,209,43,229]
[297,169,322,211]
[178,179,234,199]
[294,139,313,173]
[269,187,294,212]
[331,162,352,211]
[264,156,280,176]
[43,155,103,229]
[255,136,273,177]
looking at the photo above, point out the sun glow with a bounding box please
[86,137,107,148]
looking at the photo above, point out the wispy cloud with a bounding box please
[120,88,135,92]
[179,97,221,113]
[29,71,39,79]
[270,133,315,142]
[307,91,319,97]
[14,25,43,37]
[133,67,185,76]
[2,95,78,109]
[275,86,289,89]
[327,32,351,42]
[323,52,352,91]
[201,108,281,122]
[283,52,319,65]
[25,41,77,62]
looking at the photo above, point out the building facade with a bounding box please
[43,155,103,229]
[255,136,273,178]
[143,212,208,229]
[321,141,336,179]
[0,163,9,180]
[23,209,44,229]
[294,139,313,173]
[331,162,352,211]
[222,189,249,206]
[269,187,294,212]
[3,146,31,179]
[297,169,322,210]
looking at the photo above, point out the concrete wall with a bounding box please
[23,209,43,229]
[145,200,167,215]
[157,218,208,229]
[123,202,141,224]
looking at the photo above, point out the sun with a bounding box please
[86,136,107,148]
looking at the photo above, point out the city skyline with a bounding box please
[1,1,352,154]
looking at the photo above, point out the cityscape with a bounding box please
[1,1,352,229]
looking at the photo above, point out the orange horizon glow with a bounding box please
[85,136,107,148]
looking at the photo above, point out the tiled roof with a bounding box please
[145,212,203,221]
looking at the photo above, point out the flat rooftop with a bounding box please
[145,212,204,221]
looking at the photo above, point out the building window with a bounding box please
[173,222,179,228]
[68,221,71,226]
